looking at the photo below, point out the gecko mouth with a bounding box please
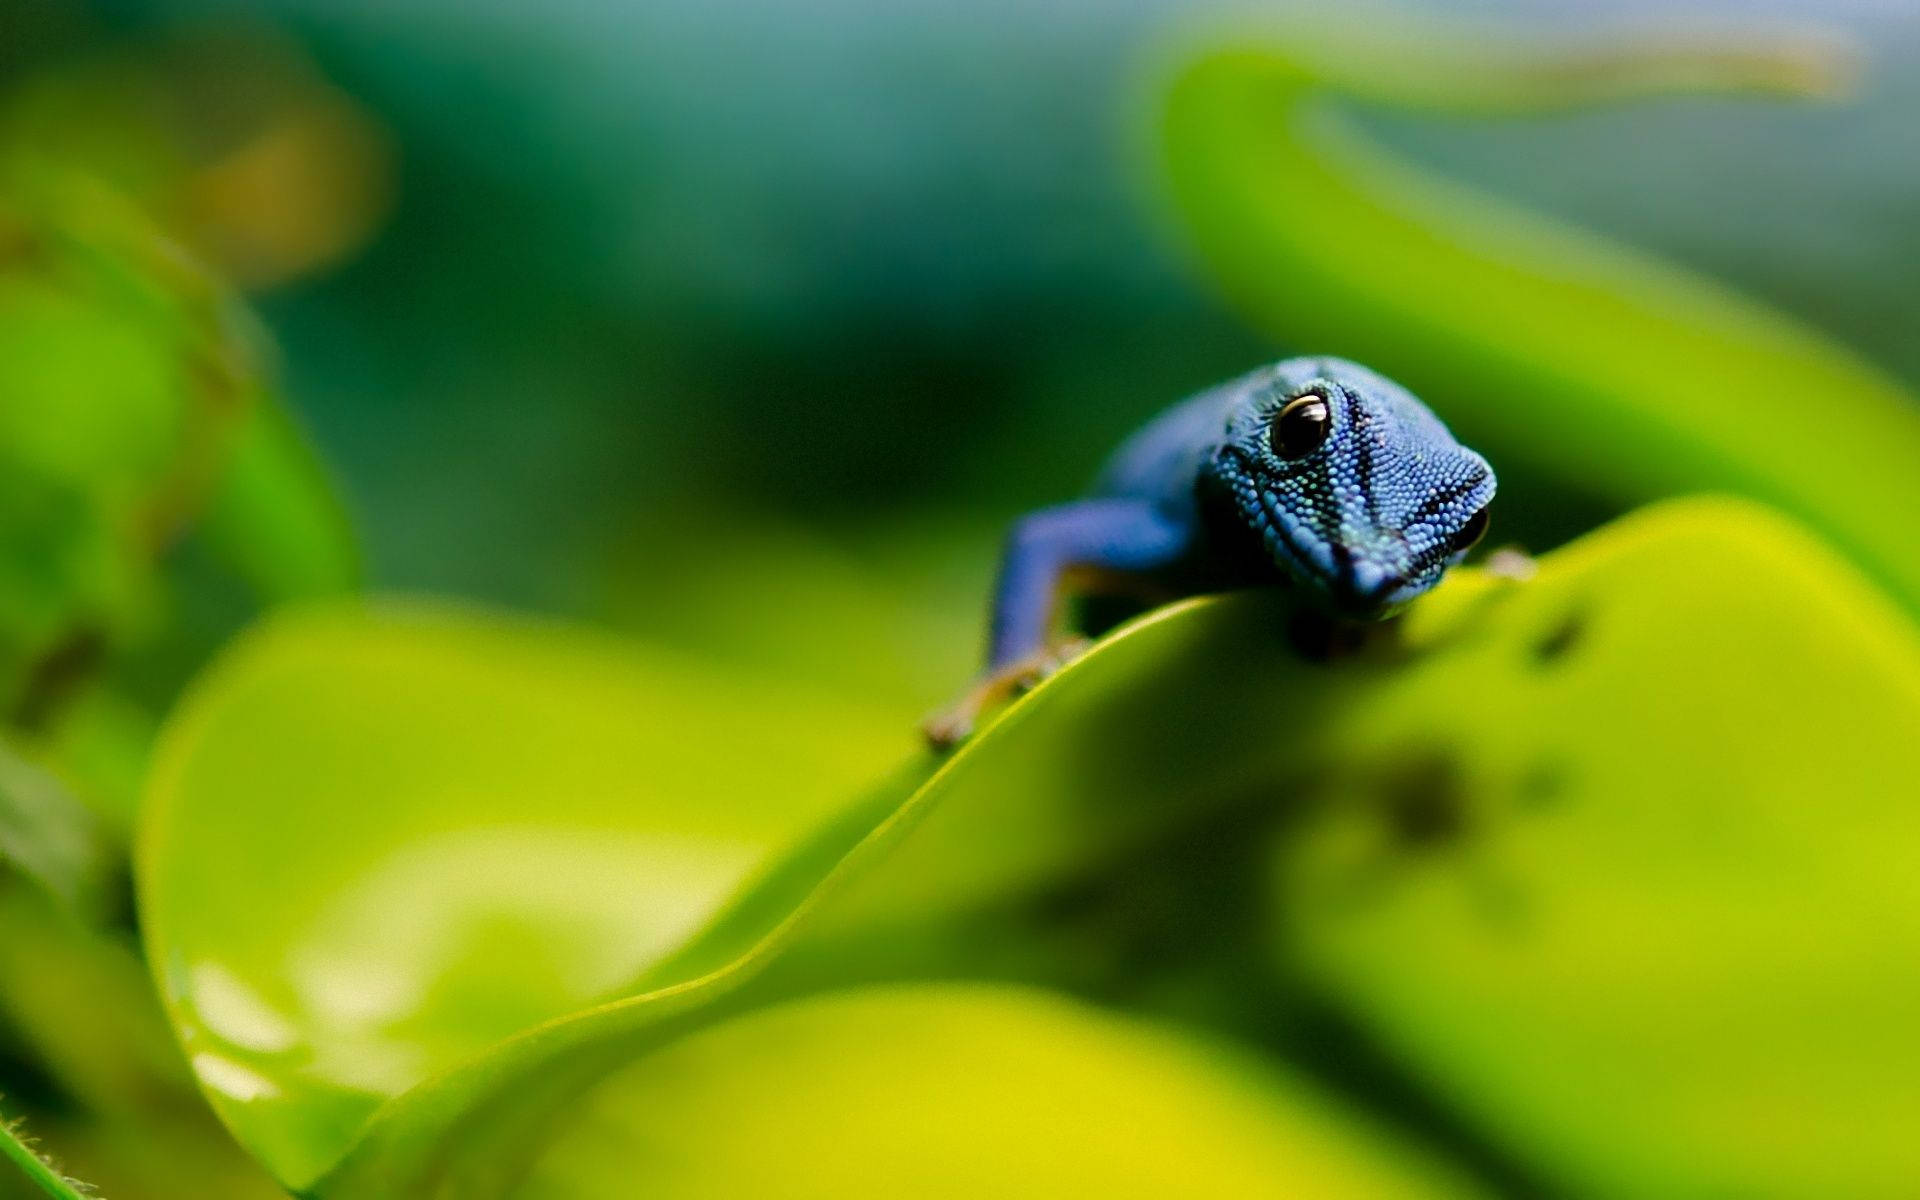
[1222,439,1470,621]
[1252,492,1389,618]
[1251,490,1437,620]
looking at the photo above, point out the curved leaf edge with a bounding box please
[302,589,1229,1194]
[1149,17,1920,613]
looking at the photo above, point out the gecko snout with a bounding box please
[1329,552,1427,619]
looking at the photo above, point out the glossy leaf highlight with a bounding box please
[139,603,911,1188]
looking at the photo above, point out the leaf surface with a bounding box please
[140,498,1920,1196]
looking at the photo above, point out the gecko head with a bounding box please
[1210,357,1495,620]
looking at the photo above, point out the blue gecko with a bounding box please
[925,356,1496,747]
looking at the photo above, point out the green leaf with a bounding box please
[0,737,114,919]
[1269,567,1920,1187]
[1156,18,1920,611]
[1,1105,92,1200]
[196,397,360,603]
[0,170,264,708]
[142,498,1920,1196]
[138,603,915,1189]
[507,984,1486,1199]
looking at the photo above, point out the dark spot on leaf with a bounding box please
[1012,771,1323,1003]
[1012,765,1559,1200]
[1380,751,1468,849]
[1532,609,1585,666]
[0,217,42,267]
[1517,759,1571,810]
[10,628,105,731]
[1466,869,1531,935]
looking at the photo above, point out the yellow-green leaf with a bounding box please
[197,396,361,602]
[509,984,1486,1200]
[1270,535,1920,1192]
[141,498,1920,1197]
[0,169,356,719]
[0,737,114,920]
[138,602,913,1189]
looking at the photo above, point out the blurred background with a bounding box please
[8,0,1916,665]
[2,0,1919,1195]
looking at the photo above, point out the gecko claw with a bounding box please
[921,637,1093,752]
[920,708,975,751]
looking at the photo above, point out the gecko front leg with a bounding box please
[922,499,1193,749]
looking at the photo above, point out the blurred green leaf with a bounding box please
[0,169,358,724]
[198,398,361,604]
[16,683,153,836]
[141,496,1919,1195]
[0,173,242,707]
[507,984,1486,1199]
[1157,18,1920,610]
[0,739,112,920]
[0,164,356,1197]
[1271,554,1920,1189]
[0,174,240,695]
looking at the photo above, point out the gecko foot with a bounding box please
[921,638,1091,751]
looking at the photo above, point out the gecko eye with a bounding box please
[1451,508,1490,555]
[1270,392,1331,459]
